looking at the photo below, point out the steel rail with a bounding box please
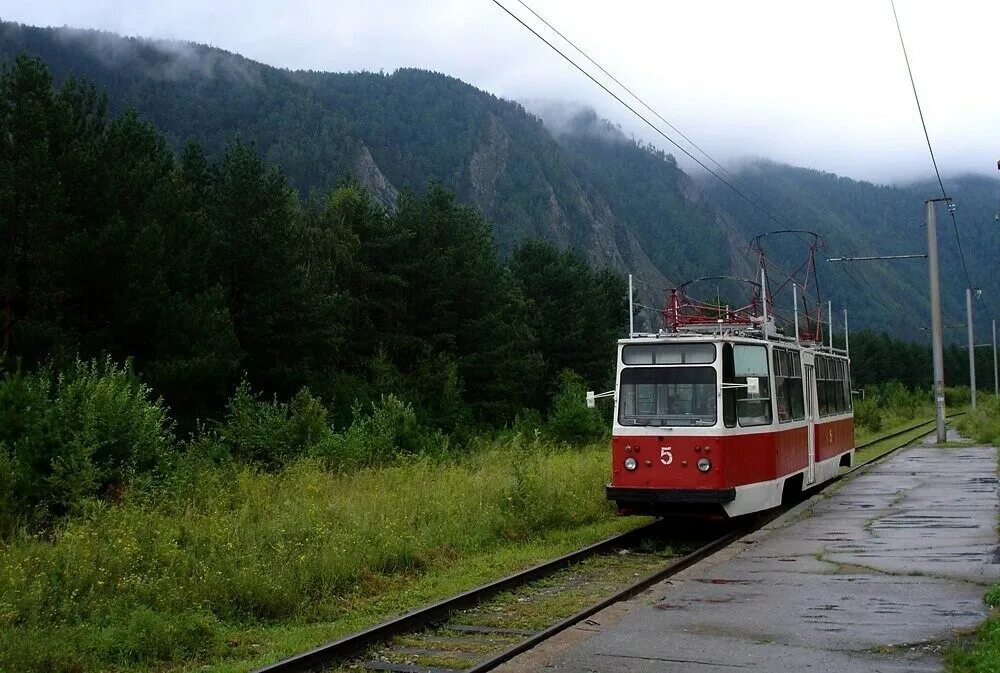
[853,411,965,453]
[256,412,967,673]
[253,518,670,672]
[463,530,745,673]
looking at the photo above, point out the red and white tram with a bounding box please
[605,235,853,517]
[606,333,853,517]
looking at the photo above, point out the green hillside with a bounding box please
[708,161,1000,338]
[2,20,998,339]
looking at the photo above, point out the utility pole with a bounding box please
[967,287,977,409]
[828,300,833,349]
[793,284,799,343]
[760,266,769,341]
[826,199,947,438]
[994,318,998,397]
[844,309,850,358]
[927,199,947,442]
[628,274,634,337]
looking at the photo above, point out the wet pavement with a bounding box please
[498,433,999,672]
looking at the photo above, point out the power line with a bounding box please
[496,0,893,325]
[889,0,991,320]
[837,263,900,320]
[498,0,986,326]
[499,0,888,322]
[889,0,944,197]
[631,276,674,295]
[511,0,753,195]
[491,0,789,230]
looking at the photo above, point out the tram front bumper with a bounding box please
[605,485,737,505]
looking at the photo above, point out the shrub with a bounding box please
[878,381,919,420]
[945,386,972,407]
[0,358,173,530]
[218,382,333,465]
[853,396,884,433]
[955,395,1000,446]
[410,353,473,436]
[545,370,607,444]
[493,408,544,446]
[313,394,447,467]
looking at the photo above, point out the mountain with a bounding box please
[0,22,692,290]
[2,21,997,340]
[707,162,1000,338]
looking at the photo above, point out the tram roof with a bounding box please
[618,331,849,359]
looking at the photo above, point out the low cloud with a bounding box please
[52,25,258,83]
[522,98,628,144]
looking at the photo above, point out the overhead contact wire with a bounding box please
[491,0,789,231]
[889,0,991,320]
[511,0,753,193]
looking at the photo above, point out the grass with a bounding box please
[0,435,645,673]
[945,394,1000,672]
[360,539,683,671]
[956,395,1000,446]
[0,390,971,673]
[853,404,937,464]
[854,403,933,444]
[852,402,979,465]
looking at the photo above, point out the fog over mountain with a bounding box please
[2,0,997,183]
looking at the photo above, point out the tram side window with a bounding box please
[835,361,846,412]
[773,348,805,423]
[843,362,853,412]
[722,343,772,427]
[817,357,849,416]
[816,357,828,416]
[819,357,828,416]
[790,352,805,419]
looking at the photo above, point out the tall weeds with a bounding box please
[955,394,1000,445]
[0,436,614,672]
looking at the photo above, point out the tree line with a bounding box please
[2,55,987,441]
[848,329,996,395]
[0,55,626,435]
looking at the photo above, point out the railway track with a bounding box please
[255,414,962,673]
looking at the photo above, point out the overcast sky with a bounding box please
[2,0,997,183]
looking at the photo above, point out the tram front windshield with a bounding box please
[618,367,717,427]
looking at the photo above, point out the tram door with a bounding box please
[804,364,817,485]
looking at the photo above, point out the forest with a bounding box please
[0,55,626,526]
[3,21,999,341]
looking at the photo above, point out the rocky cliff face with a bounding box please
[467,115,509,216]
[354,143,399,211]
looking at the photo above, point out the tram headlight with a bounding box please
[624,457,638,471]
[697,458,712,473]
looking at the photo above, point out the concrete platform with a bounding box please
[499,435,999,672]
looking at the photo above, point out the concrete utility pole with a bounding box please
[628,274,634,337]
[967,287,977,410]
[844,309,850,358]
[828,300,833,349]
[927,199,947,443]
[994,319,998,397]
